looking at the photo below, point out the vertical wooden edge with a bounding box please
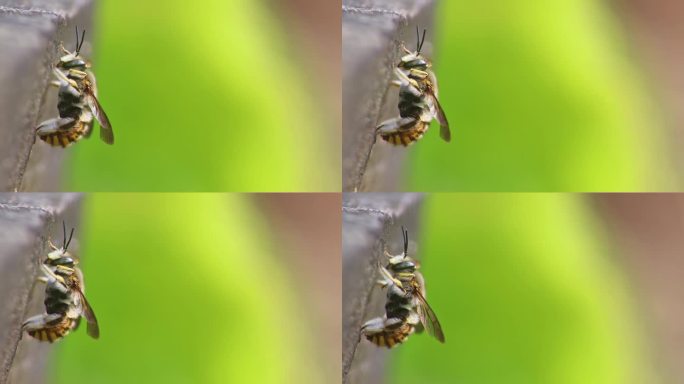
[0,193,83,384]
[342,193,423,384]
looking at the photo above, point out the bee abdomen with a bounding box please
[365,323,414,348]
[38,122,89,148]
[380,123,429,146]
[26,317,76,343]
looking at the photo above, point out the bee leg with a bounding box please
[48,239,59,250]
[361,317,385,334]
[52,67,79,90]
[22,313,63,331]
[36,117,76,135]
[58,43,70,55]
[41,263,68,286]
[408,68,429,80]
[376,117,417,134]
[378,264,404,289]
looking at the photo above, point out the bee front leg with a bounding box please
[58,43,70,55]
[52,68,79,90]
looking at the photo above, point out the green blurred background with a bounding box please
[405,1,681,191]
[48,193,338,383]
[388,194,655,383]
[65,0,339,192]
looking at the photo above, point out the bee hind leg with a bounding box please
[361,317,385,334]
[376,117,417,134]
[22,313,63,331]
[36,117,76,135]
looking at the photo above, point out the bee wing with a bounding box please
[75,288,100,339]
[84,90,114,145]
[414,289,445,343]
[427,90,450,142]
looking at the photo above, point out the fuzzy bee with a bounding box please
[376,28,450,146]
[361,227,444,348]
[36,27,114,148]
[361,280,422,348]
[22,223,100,343]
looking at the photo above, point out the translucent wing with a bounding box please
[85,90,114,145]
[75,287,100,339]
[427,90,450,142]
[413,289,445,343]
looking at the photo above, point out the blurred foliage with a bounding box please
[390,194,654,384]
[51,194,325,383]
[65,0,337,192]
[406,1,680,191]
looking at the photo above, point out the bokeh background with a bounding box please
[64,0,339,191]
[384,194,684,383]
[405,1,684,191]
[45,193,340,383]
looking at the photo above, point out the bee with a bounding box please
[361,282,422,348]
[376,28,450,146]
[22,223,100,342]
[361,227,445,348]
[36,26,114,148]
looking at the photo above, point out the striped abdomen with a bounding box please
[365,322,415,348]
[38,120,90,148]
[26,316,77,343]
[379,122,428,146]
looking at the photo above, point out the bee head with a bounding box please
[59,26,88,69]
[399,27,429,70]
[47,255,77,268]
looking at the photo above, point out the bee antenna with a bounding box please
[401,226,409,256]
[62,220,67,248]
[65,227,75,251]
[415,26,420,52]
[75,26,79,53]
[77,28,86,55]
[418,28,427,54]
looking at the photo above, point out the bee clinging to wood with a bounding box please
[376,28,450,146]
[22,222,100,343]
[361,227,445,348]
[36,26,114,148]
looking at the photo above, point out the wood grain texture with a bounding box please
[0,0,93,192]
[0,193,82,384]
[342,0,435,192]
[342,193,423,384]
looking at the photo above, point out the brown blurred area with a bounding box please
[268,0,341,139]
[613,1,684,170]
[593,194,684,383]
[253,193,341,379]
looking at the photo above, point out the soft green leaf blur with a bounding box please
[65,1,338,192]
[406,1,680,191]
[51,194,326,383]
[389,194,654,383]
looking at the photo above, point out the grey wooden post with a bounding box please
[0,194,82,384]
[342,0,435,192]
[0,0,93,192]
[342,193,423,384]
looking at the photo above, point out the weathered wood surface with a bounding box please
[0,0,93,192]
[0,193,82,384]
[342,0,435,192]
[342,193,423,384]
